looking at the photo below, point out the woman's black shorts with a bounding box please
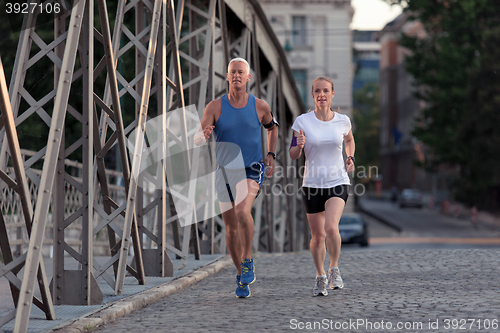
[302,185,350,214]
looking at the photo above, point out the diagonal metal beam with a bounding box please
[13,0,87,330]
[114,0,165,295]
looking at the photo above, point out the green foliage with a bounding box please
[352,83,380,177]
[455,26,500,207]
[388,0,500,209]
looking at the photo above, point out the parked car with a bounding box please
[339,213,369,247]
[399,188,423,208]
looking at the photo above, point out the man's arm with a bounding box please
[194,100,218,146]
[257,99,278,177]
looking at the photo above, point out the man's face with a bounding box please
[226,61,251,88]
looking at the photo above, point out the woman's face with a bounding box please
[311,80,334,109]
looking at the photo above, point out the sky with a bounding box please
[350,0,404,31]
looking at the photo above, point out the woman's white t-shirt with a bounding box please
[291,110,351,188]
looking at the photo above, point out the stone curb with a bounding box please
[357,201,403,232]
[46,256,233,333]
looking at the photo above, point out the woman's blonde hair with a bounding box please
[311,76,340,112]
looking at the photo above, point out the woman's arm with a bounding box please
[344,129,355,172]
[289,130,305,160]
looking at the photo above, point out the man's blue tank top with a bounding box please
[213,94,263,168]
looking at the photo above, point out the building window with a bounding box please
[292,16,306,46]
[292,69,308,106]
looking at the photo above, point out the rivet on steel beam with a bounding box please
[57,296,61,300]
[58,241,62,244]
[24,302,29,306]
[34,246,38,250]
[58,228,62,231]
[57,274,61,278]
[57,285,61,289]
[26,290,31,294]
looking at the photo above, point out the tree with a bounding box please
[456,26,500,208]
[352,83,380,179]
[386,0,500,209]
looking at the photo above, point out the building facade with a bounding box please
[352,30,380,94]
[258,0,354,116]
[378,13,432,192]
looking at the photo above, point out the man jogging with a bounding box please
[195,57,278,298]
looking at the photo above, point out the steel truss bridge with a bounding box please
[0,0,307,331]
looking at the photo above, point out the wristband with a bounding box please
[348,156,355,164]
[267,152,276,159]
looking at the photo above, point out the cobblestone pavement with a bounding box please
[93,248,500,333]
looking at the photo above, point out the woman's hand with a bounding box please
[345,157,355,172]
[297,130,306,149]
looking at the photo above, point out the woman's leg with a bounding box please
[324,197,346,268]
[308,212,327,276]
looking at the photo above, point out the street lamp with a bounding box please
[270,17,292,53]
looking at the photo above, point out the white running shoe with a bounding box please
[313,275,328,296]
[328,267,344,290]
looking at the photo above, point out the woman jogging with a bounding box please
[289,76,355,296]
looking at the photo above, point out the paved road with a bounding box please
[94,248,500,333]
[359,198,500,238]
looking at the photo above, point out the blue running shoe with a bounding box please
[235,275,250,298]
[240,259,255,285]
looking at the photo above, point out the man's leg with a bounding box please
[234,178,260,260]
[220,201,243,275]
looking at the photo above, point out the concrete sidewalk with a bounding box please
[0,254,232,333]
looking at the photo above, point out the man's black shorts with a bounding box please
[302,185,350,214]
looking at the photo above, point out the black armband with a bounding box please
[263,112,280,129]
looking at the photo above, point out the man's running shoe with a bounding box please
[235,275,250,298]
[240,259,255,285]
[328,267,344,290]
[313,275,328,296]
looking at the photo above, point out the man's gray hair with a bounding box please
[228,57,250,73]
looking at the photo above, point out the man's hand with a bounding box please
[195,125,215,146]
[202,125,215,141]
[265,154,275,177]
